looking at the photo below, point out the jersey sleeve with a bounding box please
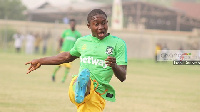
[70,38,81,57]
[115,39,128,65]
[61,30,67,38]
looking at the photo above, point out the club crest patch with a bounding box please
[105,46,113,55]
[82,44,87,50]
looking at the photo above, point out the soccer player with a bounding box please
[25,9,127,112]
[52,19,81,83]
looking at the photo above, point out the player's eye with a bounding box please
[95,23,99,26]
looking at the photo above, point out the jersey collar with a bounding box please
[90,33,110,42]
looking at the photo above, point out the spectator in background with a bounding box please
[42,30,50,55]
[155,43,161,62]
[13,31,24,53]
[25,32,35,54]
[34,32,42,54]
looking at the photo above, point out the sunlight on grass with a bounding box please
[0,53,200,112]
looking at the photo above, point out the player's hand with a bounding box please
[25,59,41,74]
[105,56,116,68]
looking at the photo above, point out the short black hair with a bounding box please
[70,19,75,22]
[87,9,107,23]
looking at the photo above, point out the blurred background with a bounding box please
[0,0,200,56]
[0,0,200,112]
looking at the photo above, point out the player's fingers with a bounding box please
[105,59,116,64]
[105,59,113,63]
[105,62,112,66]
[27,68,34,74]
[27,64,40,74]
[29,67,36,73]
[105,58,109,61]
[28,66,33,70]
[107,56,116,60]
[106,63,111,66]
[27,69,32,74]
[25,61,31,65]
[106,61,116,67]
[106,57,116,61]
[107,56,113,58]
[105,61,110,64]
[27,71,30,74]
[106,60,114,63]
[106,56,112,60]
[108,64,115,67]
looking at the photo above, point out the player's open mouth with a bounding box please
[98,32,105,38]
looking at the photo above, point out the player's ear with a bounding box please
[87,23,91,29]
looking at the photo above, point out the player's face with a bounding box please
[70,21,75,31]
[87,14,108,40]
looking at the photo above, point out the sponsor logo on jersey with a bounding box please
[80,56,108,68]
[105,46,113,55]
[66,36,76,41]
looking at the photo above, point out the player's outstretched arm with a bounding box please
[105,56,127,82]
[25,52,77,74]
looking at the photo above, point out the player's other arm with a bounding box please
[25,52,77,74]
[112,65,127,82]
[105,56,127,82]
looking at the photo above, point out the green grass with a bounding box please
[0,52,200,112]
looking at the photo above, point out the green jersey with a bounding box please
[70,34,127,102]
[61,29,81,52]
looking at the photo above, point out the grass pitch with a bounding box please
[0,52,200,112]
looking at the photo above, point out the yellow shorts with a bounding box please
[60,63,71,68]
[68,76,106,112]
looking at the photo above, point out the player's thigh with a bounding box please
[77,91,105,112]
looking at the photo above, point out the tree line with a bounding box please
[1,0,200,21]
[0,0,26,20]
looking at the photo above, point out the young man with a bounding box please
[26,9,127,112]
[52,19,81,83]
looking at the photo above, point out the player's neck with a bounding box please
[71,28,75,31]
